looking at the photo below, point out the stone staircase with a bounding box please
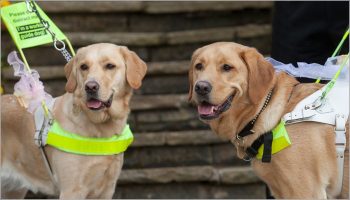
[1,1,273,198]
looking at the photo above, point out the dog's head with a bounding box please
[188,42,274,122]
[64,43,147,123]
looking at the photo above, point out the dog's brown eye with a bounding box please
[195,63,203,70]
[80,64,89,71]
[222,64,233,72]
[106,63,116,70]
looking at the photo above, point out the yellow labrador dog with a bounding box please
[1,43,147,198]
[188,42,348,198]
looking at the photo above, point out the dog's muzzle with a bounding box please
[197,91,236,120]
[86,92,114,111]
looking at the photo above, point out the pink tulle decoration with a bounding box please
[7,51,53,113]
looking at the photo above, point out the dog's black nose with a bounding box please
[85,81,100,94]
[195,81,212,96]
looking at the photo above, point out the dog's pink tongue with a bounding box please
[198,104,214,115]
[87,99,102,109]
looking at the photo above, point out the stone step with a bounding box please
[132,129,225,147]
[46,8,271,33]
[26,166,264,199]
[66,24,271,47]
[124,130,247,169]
[115,182,265,199]
[124,130,239,169]
[124,142,245,169]
[130,106,202,132]
[131,94,188,111]
[38,2,272,14]
[118,165,260,185]
[2,23,271,49]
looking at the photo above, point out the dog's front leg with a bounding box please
[98,186,116,199]
[59,181,117,199]
[1,188,28,199]
[59,188,88,199]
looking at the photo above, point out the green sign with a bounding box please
[1,2,68,49]
[256,121,291,159]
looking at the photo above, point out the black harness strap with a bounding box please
[262,131,273,162]
[236,89,274,163]
[243,131,273,163]
[237,121,255,138]
[246,134,264,156]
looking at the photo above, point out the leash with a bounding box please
[320,53,349,101]
[25,1,74,188]
[1,0,76,190]
[315,28,349,83]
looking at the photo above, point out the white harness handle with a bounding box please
[283,78,348,196]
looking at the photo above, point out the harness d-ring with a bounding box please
[242,153,252,162]
[54,39,66,51]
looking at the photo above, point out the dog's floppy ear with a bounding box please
[64,58,77,93]
[188,60,194,101]
[240,48,275,104]
[188,48,202,101]
[121,47,147,89]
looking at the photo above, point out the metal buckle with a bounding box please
[236,134,242,141]
[36,133,42,146]
[242,153,252,162]
[306,96,323,110]
[48,118,54,126]
[235,135,244,146]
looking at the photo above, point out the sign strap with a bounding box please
[25,0,73,62]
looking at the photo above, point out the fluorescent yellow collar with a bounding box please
[256,121,291,159]
[47,122,133,155]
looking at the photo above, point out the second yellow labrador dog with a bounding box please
[188,42,348,198]
[1,43,147,198]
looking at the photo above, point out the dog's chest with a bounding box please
[55,152,124,195]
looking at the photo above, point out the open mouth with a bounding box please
[86,94,113,111]
[197,92,235,120]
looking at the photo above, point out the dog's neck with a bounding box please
[53,92,131,138]
[209,72,299,149]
